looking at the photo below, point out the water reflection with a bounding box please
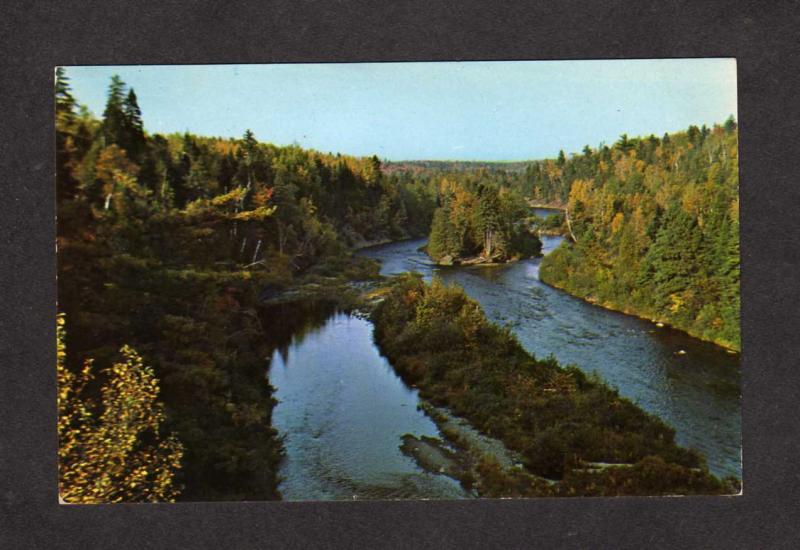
[359,236,742,479]
[262,305,471,500]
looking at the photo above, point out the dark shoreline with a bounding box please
[539,275,740,354]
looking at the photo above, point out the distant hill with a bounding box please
[383,159,533,175]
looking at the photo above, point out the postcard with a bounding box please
[55,60,740,502]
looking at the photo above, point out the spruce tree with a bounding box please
[643,203,703,319]
[724,115,737,134]
[56,68,79,200]
[102,75,128,149]
[123,89,146,162]
[428,204,459,260]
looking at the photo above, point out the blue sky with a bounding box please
[62,59,737,161]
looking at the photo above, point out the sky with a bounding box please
[62,59,737,161]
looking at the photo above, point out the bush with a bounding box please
[372,276,729,496]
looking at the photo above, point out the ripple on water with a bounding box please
[267,311,472,500]
[358,239,741,480]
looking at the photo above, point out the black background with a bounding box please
[2,1,799,548]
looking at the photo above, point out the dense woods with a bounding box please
[427,179,542,264]
[372,275,737,496]
[56,70,435,501]
[56,66,739,501]
[531,122,740,349]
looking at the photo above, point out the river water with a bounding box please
[266,209,741,499]
[264,302,470,500]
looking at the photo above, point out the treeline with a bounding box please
[427,178,542,264]
[55,69,436,501]
[384,159,530,175]
[533,121,740,350]
[372,275,738,496]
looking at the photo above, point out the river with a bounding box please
[263,301,471,500]
[266,211,741,499]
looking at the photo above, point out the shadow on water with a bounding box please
[358,237,742,480]
[258,300,339,365]
[260,300,472,501]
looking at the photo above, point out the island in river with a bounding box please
[259,228,741,500]
[55,70,741,502]
[426,183,543,266]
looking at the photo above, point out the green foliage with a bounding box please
[537,122,740,350]
[58,314,184,503]
[427,180,542,263]
[56,71,442,501]
[372,276,731,496]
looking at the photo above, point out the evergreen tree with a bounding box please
[55,68,79,200]
[240,129,259,189]
[102,75,128,150]
[724,115,738,134]
[55,67,76,125]
[122,89,146,162]
[617,133,633,152]
[641,204,703,319]
[428,204,460,260]
[476,185,504,257]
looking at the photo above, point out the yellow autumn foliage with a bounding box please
[57,314,183,503]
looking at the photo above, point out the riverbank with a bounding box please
[399,400,563,496]
[425,236,544,267]
[433,252,538,267]
[372,274,738,496]
[539,265,740,354]
[527,200,565,210]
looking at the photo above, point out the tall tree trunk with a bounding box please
[565,207,578,243]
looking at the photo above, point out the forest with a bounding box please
[426,180,542,264]
[531,123,740,350]
[56,67,739,502]
[55,70,437,501]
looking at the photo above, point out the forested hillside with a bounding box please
[55,67,740,501]
[384,159,530,175]
[532,122,740,350]
[372,275,737,496]
[55,70,437,501]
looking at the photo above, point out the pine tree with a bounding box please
[476,185,504,257]
[617,134,633,152]
[240,129,259,190]
[122,88,146,162]
[56,68,80,200]
[642,203,703,319]
[428,204,459,260]
[362,154,383,199]
[102,75,128,150]
[55,67,76,125]
[724,115,737,134]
